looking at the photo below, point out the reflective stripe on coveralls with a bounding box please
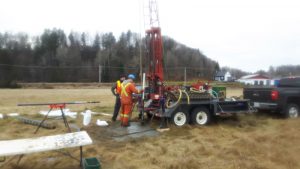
[121,83,131,97]
[120,104,131,126]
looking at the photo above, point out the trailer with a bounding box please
[142,90,254,126]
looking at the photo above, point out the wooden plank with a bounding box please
[0,131,92,156]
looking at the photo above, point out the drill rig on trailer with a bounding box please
[139,0,254,127]
[144,0,164,101]
[140,0,168,128]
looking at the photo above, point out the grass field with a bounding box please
[1,87,300,169]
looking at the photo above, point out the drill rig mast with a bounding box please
[146,27,164,100]
[144,0,164,102]
[139,0,168,128]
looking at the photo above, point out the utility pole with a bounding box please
[139,37,143,81]
[139,0,143,82]
[99,65,102,83]
[184,67,187,86]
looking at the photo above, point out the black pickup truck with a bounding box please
[244,77,300,118]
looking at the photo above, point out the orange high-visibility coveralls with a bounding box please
[120,81,139,126]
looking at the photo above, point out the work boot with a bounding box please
[159,117,168,129]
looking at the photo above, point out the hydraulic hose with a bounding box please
[190,87,218,99]
[190,87,205,93]
[210,90,219,99]
[182,90,190,105]
[166,87,215,109]
[166,88,182,108]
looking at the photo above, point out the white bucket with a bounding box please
[83,110,92,126]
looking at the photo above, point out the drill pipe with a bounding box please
[17,101,100,106]
[16,116,56,129]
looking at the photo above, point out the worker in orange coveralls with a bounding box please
[120,74,140,127]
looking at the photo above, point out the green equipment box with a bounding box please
[83,157,101,169]
[212,86,226,98]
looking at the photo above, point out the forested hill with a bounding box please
[163,37,219,80]
[0,29,219,86]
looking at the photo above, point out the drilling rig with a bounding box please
[139,0,254,127]
[139,0,168,128]
[144,0,164,106]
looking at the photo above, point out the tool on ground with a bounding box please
[16,116,56,129]
[17,101,99,107]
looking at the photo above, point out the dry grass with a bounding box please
[226,87,243,98]
[1,87,300,169]
[0,88,114,114]
[19,82,113,89]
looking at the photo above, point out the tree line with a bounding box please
[221,65,300,80]
[0,29,220,87]
[258,65,300,78]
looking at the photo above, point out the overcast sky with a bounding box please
[0,0,299,72]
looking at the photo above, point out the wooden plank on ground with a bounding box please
[0,131,92,156]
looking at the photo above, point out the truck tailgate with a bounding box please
[244,87,274,103]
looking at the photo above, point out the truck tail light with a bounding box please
[271,90,279,101]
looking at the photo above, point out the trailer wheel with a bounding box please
[191,107,211,125]
[171,111,188,127]
[285,103,299,118]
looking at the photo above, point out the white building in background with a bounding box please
[237,74,272,85]
[214,71,232,82]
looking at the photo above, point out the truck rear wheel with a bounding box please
[285,103,299,118]
[191,107,211,125]
[171,111,189,127]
